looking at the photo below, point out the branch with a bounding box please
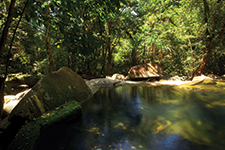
[5,0,29,78]
[4,0,9,13]
[0,0,16,67]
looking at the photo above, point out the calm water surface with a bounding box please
[35,84,225,150]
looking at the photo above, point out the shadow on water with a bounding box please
[35,85,225,150]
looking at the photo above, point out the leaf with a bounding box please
[42,2,48,8]
[157,125,165,131]
[118,122,124,126]
[50,3,55,12]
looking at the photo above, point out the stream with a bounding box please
[35,84,225,150]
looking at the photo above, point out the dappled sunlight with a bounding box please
[158,80,192,85]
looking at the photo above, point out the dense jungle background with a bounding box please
[0,0,225,119]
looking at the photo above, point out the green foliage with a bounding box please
[1,0,225,78]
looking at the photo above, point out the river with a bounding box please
[35,84,225,150]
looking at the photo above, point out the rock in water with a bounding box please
[8,67,92,123]
[6,101,82,150]
[128,63,163,80]
[111,74,125,80]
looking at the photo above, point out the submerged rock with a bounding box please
[202,78,217,85]
[8,67,92,123]
[85,81,101,95]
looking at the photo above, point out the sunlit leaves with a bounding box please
[41,2,49,8]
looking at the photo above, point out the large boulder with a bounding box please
[128,63,163,81]
[3,100,20,119]
[2,90,30,119]
[6,101,82,150]
[8,67,92,123]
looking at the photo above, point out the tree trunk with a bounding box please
[71,53,77,72]
[159,49,163,60]
[131,48,137,66]
[5,0,29,78]
[125,31,138,66]
[87,57,91,76]
[0,0,16,120]
[4,0,10,13]
[190,52,211,77]
[0,78,5,120]
[45,6,55,73]
[107,22,112,75]
[152,43,157,59]
[108,42,112,75]
[143,44,146,63]
[189,0,211,80]
[45,23,54,73]
[100,45,106,76]
[98,18,106,76]
[0,0,16,66]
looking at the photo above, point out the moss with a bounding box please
[216,81,225,87]
[6,73,39,85]
[202,79,217,85]
[6,101,82,150]
[4,73,40,95]
[6,123,42,150]
[6,73,23,82]
[87,84,101,95]
[37,100,81,126]
[178,79,204,87]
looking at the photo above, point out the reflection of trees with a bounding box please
[72,86,147,149]
[136,85,225,149]
[45,85,225,150]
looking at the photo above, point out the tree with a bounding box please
[0,0,16,120]
[44,2,55,73]
[0,0,128,119]
[190,0,225,79]
[0,0,29,120]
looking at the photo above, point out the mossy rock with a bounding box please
[6,101,82,150]
[4,74,39,95]
[216,81,225,87]
[178,79,204,87]
[202,78,217,85]
[8,67,92,123]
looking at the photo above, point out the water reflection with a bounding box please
[35,85,225,150]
